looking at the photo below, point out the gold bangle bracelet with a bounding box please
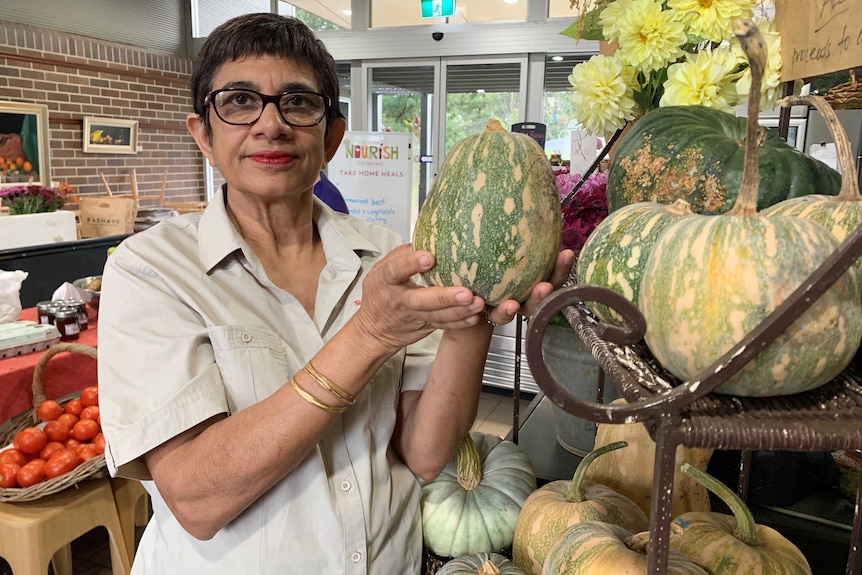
[289,377,346,414]
[304,362,356,405]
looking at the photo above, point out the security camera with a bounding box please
[432,31,444,41]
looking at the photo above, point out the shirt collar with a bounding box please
[198,185,381,273]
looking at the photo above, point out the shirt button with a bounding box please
[351,552,362,563]
[340,480,351,491]
[241,332,252,343]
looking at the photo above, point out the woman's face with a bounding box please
[189,55,331,203]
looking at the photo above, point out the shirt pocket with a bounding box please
[208,325,290,412]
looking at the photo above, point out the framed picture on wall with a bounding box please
[83,117,139,155]
[0,101,52,189]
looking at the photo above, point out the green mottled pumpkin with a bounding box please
[421,431,537,558]
[436,553,526,575]
[576,199,694,326]
[670,464,812,575]
[413,119,562,304]
[606,105,840,215]
[512,441,649,575]
[639,20,862,397]
[762,94,862,286]
[541,522,709,575]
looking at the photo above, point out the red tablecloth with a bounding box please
[0,307,98,424]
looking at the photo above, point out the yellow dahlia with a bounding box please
[660,48,742,112]
[733,18,783,110]
[668,0,756,42]
[615,0,688,73]
[569,54,638,135]
[598,0,633,43]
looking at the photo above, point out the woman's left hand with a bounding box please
[484,249,575,326]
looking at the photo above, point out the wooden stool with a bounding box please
[110,478,150,562]
[0,478,131,575]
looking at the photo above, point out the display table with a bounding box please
[0,307,98,423]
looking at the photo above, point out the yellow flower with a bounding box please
[733,18,783,110]
[616,0,688,73]
[598,0,633,43]
[660,48,742,112]
[569,54,638,135]
[668,0,756,42]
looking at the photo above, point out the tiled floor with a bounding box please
[0,388,535,575]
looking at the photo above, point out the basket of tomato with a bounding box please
[0,342,107,502]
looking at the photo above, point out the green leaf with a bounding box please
[559,7,606,42]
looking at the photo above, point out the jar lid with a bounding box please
[36,300,56,310]
[54,306,79,320]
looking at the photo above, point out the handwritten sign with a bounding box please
[776,0,862,81]
[328,132,414,241]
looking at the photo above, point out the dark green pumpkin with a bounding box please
[607,106,841,214]
[413,120,561,305]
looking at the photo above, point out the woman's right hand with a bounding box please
[351,244,486,353]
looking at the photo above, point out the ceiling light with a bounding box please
[343,9,352,15]
[552,55,564,61]
[476,89,486,94]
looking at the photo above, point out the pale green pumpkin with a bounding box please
[762,94,862,287]
[436,553,526,575]
[413,119,561,305]
[541,522,709,575]
[576,199,694,326]
[421,431,537,558]
[638,20,862,397]
[512,441,649,575]
[670,464,812,575]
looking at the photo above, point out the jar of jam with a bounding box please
[54,306,81,341]
[64,298,88,330]
[36,301,55,325]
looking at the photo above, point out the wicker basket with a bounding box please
[825,70,862,110]
[0,342,106,503]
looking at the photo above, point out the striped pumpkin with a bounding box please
[420,431,537,558]
[670,464,812,575]
[512,441,649,575]
[413,119,561,305]
[541,522,709,575]
[436,553,526,575]
[762,94,862,287]
[639,21,862,397]
[576,199,693,326]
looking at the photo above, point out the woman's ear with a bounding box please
[186,114,216,167]
[323,117,347,166]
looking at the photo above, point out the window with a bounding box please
[371,0,528,28]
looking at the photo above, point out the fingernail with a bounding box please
[455,290,471,303]
[466,314,478,325]
[418,254,431,267]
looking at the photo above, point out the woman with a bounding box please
[99,13,573,574]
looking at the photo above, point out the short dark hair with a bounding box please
[190,13,342,135]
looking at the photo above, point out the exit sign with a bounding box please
[421,0,455,18]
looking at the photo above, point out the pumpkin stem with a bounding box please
[680,463,760,547]
[477,560,502,575]
[665,198,695,217]
[484,119,507,133]
[567,440,628,502]
[727,19,767,217]
[456,433,483,490]
[778,94,861,202]
[625,531,651,555]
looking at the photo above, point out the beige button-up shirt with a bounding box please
[99,188,438,574]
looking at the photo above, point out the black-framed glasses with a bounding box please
[204,88,329,127]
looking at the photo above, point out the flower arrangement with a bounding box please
[0,183,72,215]
[563,0,781,136]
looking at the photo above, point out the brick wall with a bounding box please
[0,19,209,207]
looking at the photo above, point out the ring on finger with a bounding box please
[484,311,498,327]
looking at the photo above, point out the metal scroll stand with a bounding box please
[526,211,862,573]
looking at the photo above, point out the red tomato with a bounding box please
[17,462,46,487]
[39,442,66,462]
[92,433,106,455]
[80,386,99,408]
[13,427,48,455]
[64,438,82,450]
[57,413,79,430]
[64,399,84,417]
[36,399,63,422]
[75,444,99,462]
[80,405,100,424]
[43,421,71,443]
[72,419,100,442]
[25,458,45,473]
[0,462,21,488]
[0,448,28,466]
[45,450,81,479]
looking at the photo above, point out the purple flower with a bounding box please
[556,168,608,254]
[0,184,66,215]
